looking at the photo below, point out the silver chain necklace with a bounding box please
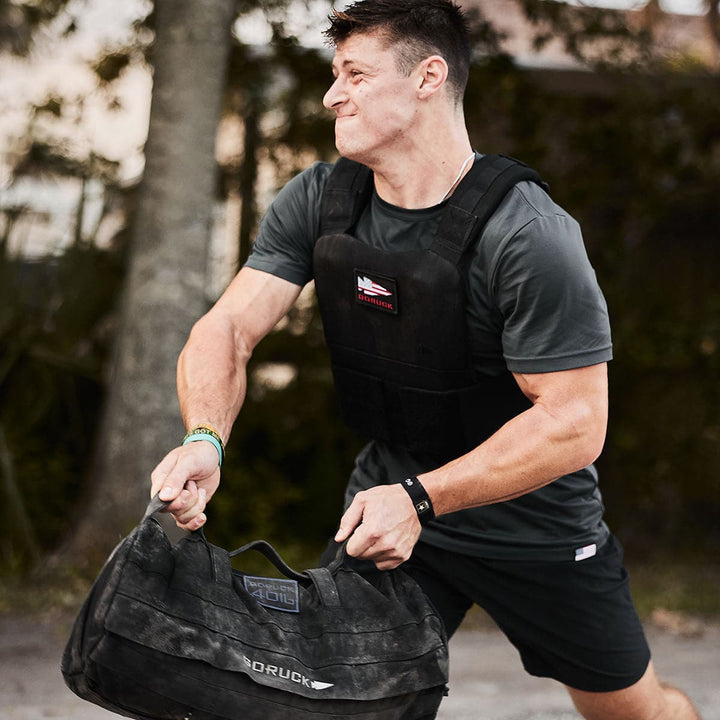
[439,152,475,203]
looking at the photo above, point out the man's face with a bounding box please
[323,31,420,164]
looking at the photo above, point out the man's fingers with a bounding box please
[345,524,379,559]
[149,448,182,500]
[163,483,211,531]
[172,485,207,527]
[159,454,196,502]
[336,485,422,567]
[149,443,220,531]
[149,446,193,502]
[176,512,207,532]
[164,480,198,514]
[151,442,218,502]
[335,496,365,543]
[345,521,406,564]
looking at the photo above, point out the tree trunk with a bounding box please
[706,0,720,69]
[54,0,235,571]
[0,425,42,565]
[238,109,260,266]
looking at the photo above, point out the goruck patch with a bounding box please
[354,269,398,314]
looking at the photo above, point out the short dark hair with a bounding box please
[324,0,471,104]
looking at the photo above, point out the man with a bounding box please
[150,1,700,718]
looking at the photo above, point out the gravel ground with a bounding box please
[1,612,718,719]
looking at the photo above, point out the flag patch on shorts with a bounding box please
[574,544,597,561]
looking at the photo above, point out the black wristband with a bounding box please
[400,476,435,525]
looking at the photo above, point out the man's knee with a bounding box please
[566,662,700,720]
[657,682,701,720]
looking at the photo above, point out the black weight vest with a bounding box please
[313,154,548,464]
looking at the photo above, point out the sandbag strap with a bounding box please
[229,540,308,582]
[231,541,343,607]
[323,539,351,574]
[143,494,169,519]
[206,542,232,586]
[142,498,344,603]
[305,568,341,607]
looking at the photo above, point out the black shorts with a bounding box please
[402,533,651,693]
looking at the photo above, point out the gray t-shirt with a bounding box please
[246,156,613,560]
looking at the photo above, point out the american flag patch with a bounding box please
[354,270,398,314]
[574,544,597,562]
[357,275,392,296]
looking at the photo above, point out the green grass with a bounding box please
[625,561,720,618]
[446,560,720,631]
[0,569,91,619]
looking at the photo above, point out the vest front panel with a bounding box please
[313,233,531,463]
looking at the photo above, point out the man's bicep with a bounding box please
[512,363,609,464]
[211,266,304,351]
[513,362,608,410]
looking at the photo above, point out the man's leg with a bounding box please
[400,537,701,719]
[567,661,701,720]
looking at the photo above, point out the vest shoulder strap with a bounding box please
[431,154,549,265]
[318,154,548,262]
[319,157,374,236]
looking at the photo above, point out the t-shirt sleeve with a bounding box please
[244,163,330,287]
[489,202,612,374]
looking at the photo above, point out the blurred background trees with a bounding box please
[0,0,718,579]
[54,0,238,569]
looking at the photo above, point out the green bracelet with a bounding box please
[182,426,225,467]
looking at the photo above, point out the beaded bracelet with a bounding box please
[182,425,225,468]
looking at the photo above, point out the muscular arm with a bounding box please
[336,362,608,569]
[177,267,302,438]
[427,362,608,513]
[150,267,302,529]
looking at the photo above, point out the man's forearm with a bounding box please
[176,268,304,443]
[177,313,250,442]
[421,404,602,516]
[420,364,608,517]
[151,267,303,532]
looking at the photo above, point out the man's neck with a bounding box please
[369,126,474,209]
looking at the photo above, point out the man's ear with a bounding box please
[416,55,449,99]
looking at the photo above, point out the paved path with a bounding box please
[438,623,720,719]
[2,614,718,719]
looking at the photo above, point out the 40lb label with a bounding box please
[243,576,300,613]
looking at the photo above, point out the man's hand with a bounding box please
[335,484,421,570]
[149,441,221,531]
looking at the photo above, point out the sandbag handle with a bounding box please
[143,493,169,519]
[141,498,307,586]
[229,539,308,582]
[324,540,350,573]
[229,540,350,607]
[143,496,350,596]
